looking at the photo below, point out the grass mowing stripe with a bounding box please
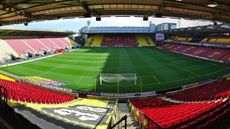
[0,47,229,93]
[37,63,65,76]
[170,64,200,77]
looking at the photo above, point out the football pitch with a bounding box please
[1,48,229,93]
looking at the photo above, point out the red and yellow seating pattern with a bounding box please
[160,43,230,63]
[201,37,230,44]
[0,74,16,82]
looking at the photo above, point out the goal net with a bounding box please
[99,73,137,86]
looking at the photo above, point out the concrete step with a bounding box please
[117,103,139,129]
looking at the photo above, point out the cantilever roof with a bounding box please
[163,23,230,34]
[0,0,230,25]
[0,28,74,38]
[84,26,155,34]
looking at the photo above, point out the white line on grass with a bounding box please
[202,68,229,76]
[171,64,200,77]
[152,76,161,84]
[37,64,64,76]
[0,54,58,68]
[75,76,85,84]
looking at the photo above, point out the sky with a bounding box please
[0,16,213,32]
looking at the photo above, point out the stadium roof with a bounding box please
[162,23,230,35]
[0,0,230,25]
[83,25,155,34]
[0,28,74,38]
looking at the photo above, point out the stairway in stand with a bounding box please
[118,103,138,129]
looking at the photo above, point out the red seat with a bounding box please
[130,97,228,129]
[0,79,75,104]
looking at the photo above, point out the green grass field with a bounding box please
[1,48,229,93]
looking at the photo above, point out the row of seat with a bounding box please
[172,36,192,42]
[85,35,156,47]
[91,35,103,47]
[130,76,230,129]
[130,98,229,129]
[169,36,230,45]
[160,43,230,63]
[4,38,72,57]
[102,41,138,47]
[136,35,152,47]
[201,37,230,44]
[0,79,75,104]
[169,79,230,101]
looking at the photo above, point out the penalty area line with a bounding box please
[171,64,200,77]
[75,76,85,84]
[152,76,161,84]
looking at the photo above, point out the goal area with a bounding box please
[99,73,137,86]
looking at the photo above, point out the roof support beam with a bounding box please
[0,0,32,17]
[77,0,100,17]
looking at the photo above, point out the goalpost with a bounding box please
[99,73,137,86]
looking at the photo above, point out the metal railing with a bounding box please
[110,115,127,129]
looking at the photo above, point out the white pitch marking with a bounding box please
[152,75,161,84]
[172,64,200,77]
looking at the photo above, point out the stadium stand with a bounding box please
[23,39,49,53]
[202,48,229,60]
[137,35,149,47]
[4,38,72,57]
[85,36,93,47]
[53,38,72,49]
[101,35,113,47]
[1,1,229,129]
[64,37,78,45]
[102,35,137,47]
[125,35,137,47]
[215,37,230,44]
[0,39,19,61]
[39,38,60,50]
[165,36,230,46]
[91,35,103,47]
[221,52,230,63]
[146,36,156,47]
[159,43,230,63]
[0,79,75,104]
[86,35,144,47]
[167,36,230,46]
[201,37,230,45]
[130,97,229,129]
[175,37,188,42]
[168,79,230,101]
[5,39,36,56]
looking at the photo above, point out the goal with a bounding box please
[99,73,137,86]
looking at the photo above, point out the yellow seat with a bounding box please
[0,74,16,82]
[91,35,103,47]
[137,35,148,47]
[85,36,93,47]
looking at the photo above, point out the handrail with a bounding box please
[110,115,127,129]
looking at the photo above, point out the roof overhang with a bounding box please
[0,0,230,25]
[0,28,75,38]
